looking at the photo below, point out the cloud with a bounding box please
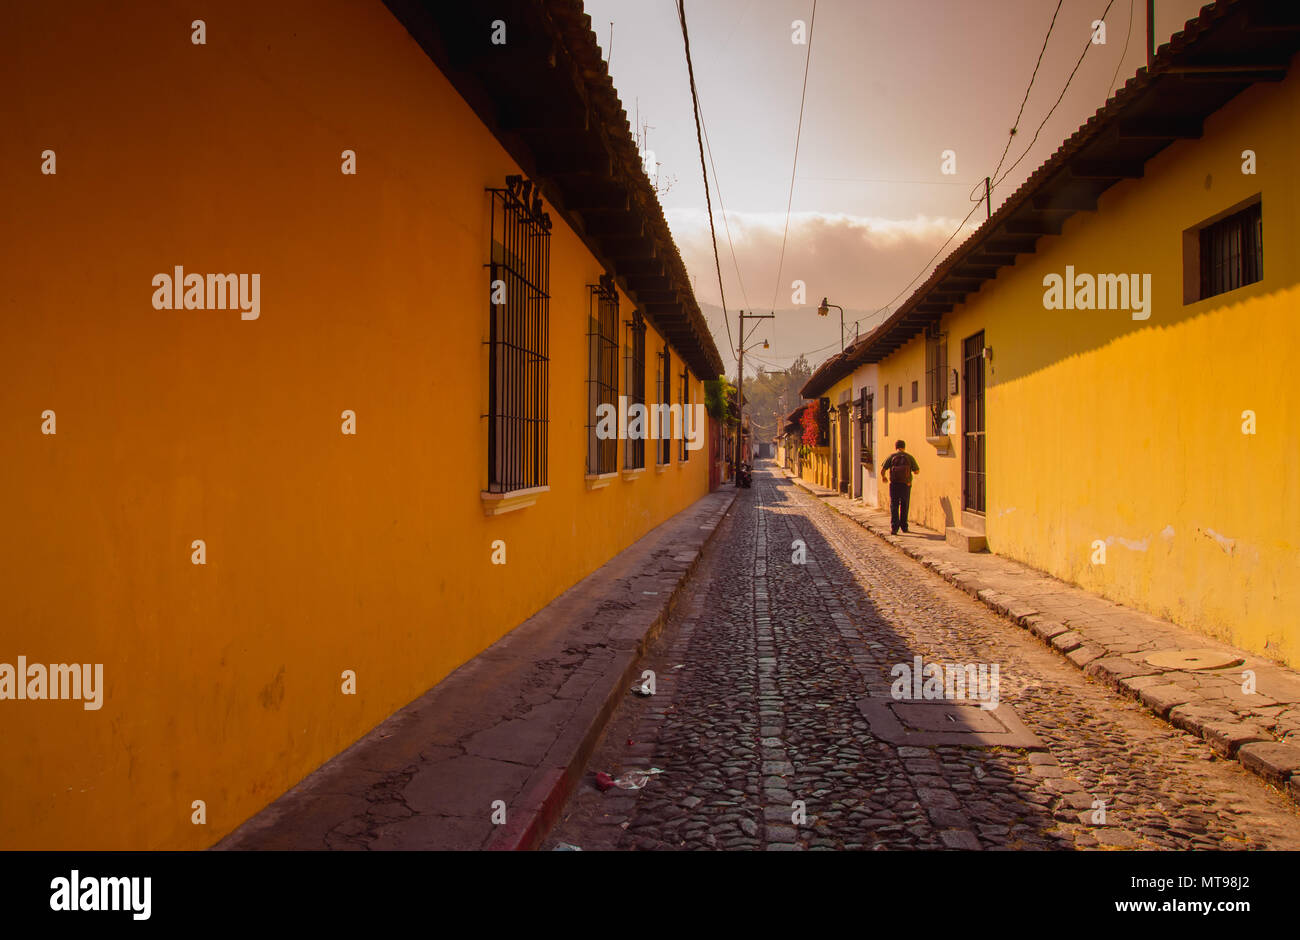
[665,207,979,312]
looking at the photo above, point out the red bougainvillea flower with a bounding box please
[800,402,819,447]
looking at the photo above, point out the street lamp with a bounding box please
[734,309,775,484]
[817,297,845,353]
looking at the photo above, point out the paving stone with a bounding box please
[1200,722,1270,758]
[1139,684,1199,717]
[1057,791,1098,811]
[1030,620,1069,641]
[939,829,981,850]
[765,824,799,842]
[542,468,1300,854]
[928,808,972,829]
[915,788,961,810]
[1237,742,1300,788]
[1067,645,1105,668]
[1030,763,1065,778]
[1085,657,1159,684]
[1094,829,1139,848]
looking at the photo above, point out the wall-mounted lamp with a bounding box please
[982,346,993,361]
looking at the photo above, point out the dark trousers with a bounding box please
[890,483,911,533]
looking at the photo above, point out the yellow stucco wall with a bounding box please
[800,447,831,488]
[878,66,1300,665]
[875,339,949,524]
[0,1,711,849]
[799,375,854,490]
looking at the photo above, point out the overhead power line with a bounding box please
[990,0,1065,187]
[1106,0,1137,100]
[784,0,1118,372]
[697,98,751,312]
[676,0,734,364]
[770,0,817,310]
[994,0,1118,191]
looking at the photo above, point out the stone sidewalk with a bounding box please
[785,470,1300,804]
[215,488,735,851]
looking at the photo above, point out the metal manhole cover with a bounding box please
[1144,649,1243,671]
[857,699,1046,749]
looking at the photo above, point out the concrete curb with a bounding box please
[782,469,1300,805]
[484,487,737,850]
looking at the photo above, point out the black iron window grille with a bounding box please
[962,331,986,513]
[486,175,551,494]
[679,368,690,462]
[859,390,874,467]
[1199,200,1262,301]
[586,274,619,475]
[624,310,646,470]
[925,329,948,436]
[657,346,672,465]
[816,397,830,447]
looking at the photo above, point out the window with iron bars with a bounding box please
[858,389,874,467]
[656,346,672,465]
[486,175,550,494]
[1199,200,1262,301]
[624,310,646,470]
[586,275,619,475]
[925,328,948,437]
[679,368,690,462]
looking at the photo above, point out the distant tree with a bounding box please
[704,376,738,425]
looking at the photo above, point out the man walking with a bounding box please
[882,439,920,534]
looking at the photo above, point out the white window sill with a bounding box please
[584,472,618,491]
[621,468,646,481]
[480,485,549,516]
[925,434,951,455]
[655,463,670,474]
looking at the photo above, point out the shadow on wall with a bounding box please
[939,496,956,529]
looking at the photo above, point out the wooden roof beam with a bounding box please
[1032,189,1100,212]
[1006,216,1065,236]
[1069,159,1146,180]
[1117,116,1204,139]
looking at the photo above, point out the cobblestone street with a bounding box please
[545,465,1300,851]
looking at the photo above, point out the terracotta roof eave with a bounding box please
[383,0,725,379]
[817,0,1298,386]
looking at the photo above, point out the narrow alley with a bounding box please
[545,465,1300,851]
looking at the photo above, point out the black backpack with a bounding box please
[889,452,913,485]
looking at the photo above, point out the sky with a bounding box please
[581,0,1211,374]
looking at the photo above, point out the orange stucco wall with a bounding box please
[0,1,711,849]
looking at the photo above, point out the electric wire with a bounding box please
[676,0,734,364]
[769,0,817,311]
[787,0,1115,369]
[698,97,751,313]
[993,0,1118,191]
[990,0,1065,187]
[1106,0,1136,100]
